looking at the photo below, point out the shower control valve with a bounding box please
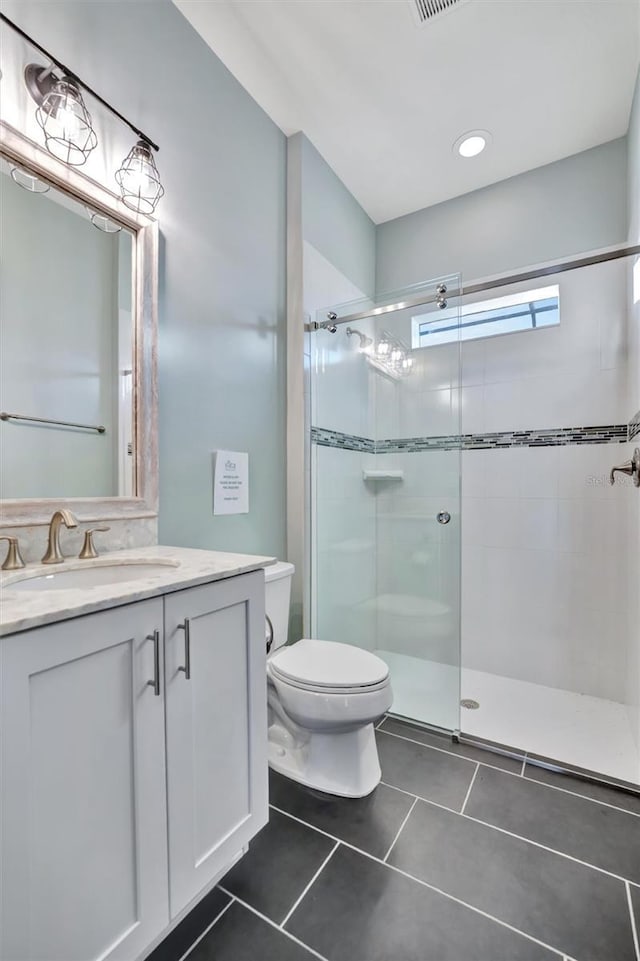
[609,448,640,488]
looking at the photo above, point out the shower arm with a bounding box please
[346,327,372,349]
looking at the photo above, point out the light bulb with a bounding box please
[116,140,164,214]
[35,76,97,166]
[52,102,81,140]
[119,161,154,195]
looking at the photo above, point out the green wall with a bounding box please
[4,0,287,558]
[299,133,376,298]
[376,138,628,293]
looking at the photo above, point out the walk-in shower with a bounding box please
[308,248,640,786]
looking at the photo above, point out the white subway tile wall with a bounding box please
[311,253,639,766]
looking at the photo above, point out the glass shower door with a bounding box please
[310,275,462,733]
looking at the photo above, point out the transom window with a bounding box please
[412,284,560,348]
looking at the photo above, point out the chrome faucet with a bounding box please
[610,448,640,488]
[41,509,78,564]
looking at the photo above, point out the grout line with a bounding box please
[268,804,564,959]
[280,842,340,929]
[627,881,640,961]
[460,763,480,815]
[378,728,477,767]
[418,795,636,884]
[512,764,640,818]
[181,896,236,961]
[380,726,526,775]
[218,886,330,961]
[381,725,640,819]
[380,781,444,814]
[520,756,527,777]
[521,768,640,818]
[383,796,418,862]
[274,775,636,883]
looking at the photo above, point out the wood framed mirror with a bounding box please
[0,120,158,528]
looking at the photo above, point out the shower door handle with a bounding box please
[437,511,451,524]
[609,448,640,487]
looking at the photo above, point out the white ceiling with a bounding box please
[174,0,640,224]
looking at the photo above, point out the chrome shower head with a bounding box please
[346,327,373,349]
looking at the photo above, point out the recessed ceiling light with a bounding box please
[453,130,491,158]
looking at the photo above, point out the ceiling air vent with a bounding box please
[409,0,469,26]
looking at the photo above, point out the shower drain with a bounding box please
[460,698,480,710]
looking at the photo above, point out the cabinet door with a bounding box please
[164,571,268,916]
[1,600,169,961]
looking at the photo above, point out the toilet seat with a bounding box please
[269,639,389,693]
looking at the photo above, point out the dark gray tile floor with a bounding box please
[465,764,640,883]
[269,761,414,859]
[523,760,640,816]
[148,717,640,961]
[379,716,523,774]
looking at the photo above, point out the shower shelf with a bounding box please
[362,470,404,481]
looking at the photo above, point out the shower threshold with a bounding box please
[375,650,640,786]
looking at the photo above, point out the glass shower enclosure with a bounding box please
[308,249,640,788]
[309,276,462,732]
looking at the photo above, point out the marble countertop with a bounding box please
[0,545,276,636]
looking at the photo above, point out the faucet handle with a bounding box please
[0,536,26,571]
[79,527,111,560]
[609,448,640,487]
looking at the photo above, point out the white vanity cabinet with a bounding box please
[164,571,268,916]
[0,598,169,961]
[0,568,268,961]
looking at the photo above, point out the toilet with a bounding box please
[264,561,393,798]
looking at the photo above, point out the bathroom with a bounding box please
[0,0,639,959]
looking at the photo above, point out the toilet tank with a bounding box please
[264,561,295,651]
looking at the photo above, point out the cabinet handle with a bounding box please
[177,619,191,680]
[146,630,161,696]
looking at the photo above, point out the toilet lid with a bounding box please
[270,639,389,690]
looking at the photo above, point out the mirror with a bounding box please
[0,122,158,525]
[0,160,135,498]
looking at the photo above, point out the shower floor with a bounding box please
[376,650,640,786]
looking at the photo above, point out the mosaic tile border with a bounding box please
[384,425,629,453]
[629,410,640,442]
[311,427,375,453]
[312,424,629,453]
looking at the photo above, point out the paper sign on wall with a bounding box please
[212,451,249,515]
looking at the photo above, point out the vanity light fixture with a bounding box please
[32,70,98,166]
[2,13,163,211]
[453,129,491,158]
[115,140,164,215]
[10,164,49,193]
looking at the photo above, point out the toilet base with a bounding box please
[268,720,382,798]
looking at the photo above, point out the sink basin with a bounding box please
[8,560,179,593]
